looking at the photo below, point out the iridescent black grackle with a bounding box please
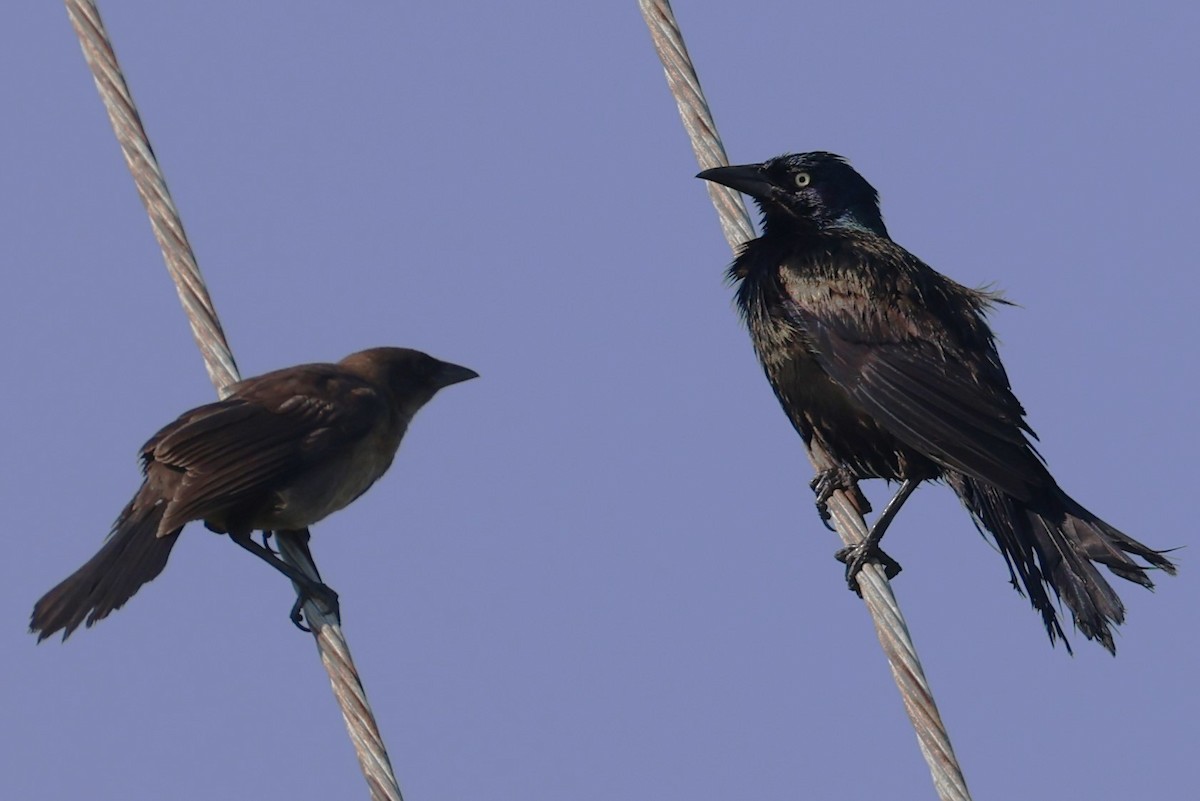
[700,152,1174,653]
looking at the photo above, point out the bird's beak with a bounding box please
[435,361,480,388]
[697,163,774,200]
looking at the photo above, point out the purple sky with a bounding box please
[4,3,1198,799]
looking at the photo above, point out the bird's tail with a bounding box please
[31,483,182,642]
[947,473,1176,654]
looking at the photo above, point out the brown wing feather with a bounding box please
[141,364,387,532]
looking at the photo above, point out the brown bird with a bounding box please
[31,347,478,641]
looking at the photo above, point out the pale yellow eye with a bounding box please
[793,172,812,188]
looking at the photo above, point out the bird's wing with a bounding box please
[788,295,1047,500]
[141,365,388,530]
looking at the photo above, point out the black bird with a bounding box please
[699,152,1174,653]
[31,347,478,641]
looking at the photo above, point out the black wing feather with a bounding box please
[791,302,1049,500]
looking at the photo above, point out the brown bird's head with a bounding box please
[340,347,478,416]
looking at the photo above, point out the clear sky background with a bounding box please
[3,3,1197,799]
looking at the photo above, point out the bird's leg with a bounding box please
[227,528,340,628]
[810,464,871,530]
[835,477,920,594]
[275,529,331,631]
[257,531,321,629]
[259,530,279,556]
[280,528,322,580]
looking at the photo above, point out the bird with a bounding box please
[698,151,1174,653]
[30,346,478,642]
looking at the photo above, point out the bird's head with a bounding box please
[341,347,478,415]
[698,152,887,238]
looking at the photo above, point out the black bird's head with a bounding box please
[698,152,888,238]
[341,347,479,416]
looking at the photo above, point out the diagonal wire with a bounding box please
[63,2,403,799]
[637,2,973,800]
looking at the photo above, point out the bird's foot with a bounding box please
[260,530,279,556]
[834,541,902,596]
[810,465,871,530]
[289,581,341,632]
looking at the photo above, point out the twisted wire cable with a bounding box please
[638,3,972,799]
[63,3,403,798]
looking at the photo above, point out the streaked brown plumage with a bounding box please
[31,347,477,641]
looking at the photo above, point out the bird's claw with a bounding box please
[289,582,341,632]
[835,541,902,596]
[810,465,870,530]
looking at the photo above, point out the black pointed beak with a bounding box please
[435,361,479,388]
[697,163,774,200]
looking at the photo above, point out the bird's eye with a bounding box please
[793,172,812,188]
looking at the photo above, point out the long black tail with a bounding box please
[31,483,182,642]
[946,472,1176,654]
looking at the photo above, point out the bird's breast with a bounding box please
[256,417,407,530]
[740,266,914,482]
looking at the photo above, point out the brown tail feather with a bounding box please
[31,483,182,642]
